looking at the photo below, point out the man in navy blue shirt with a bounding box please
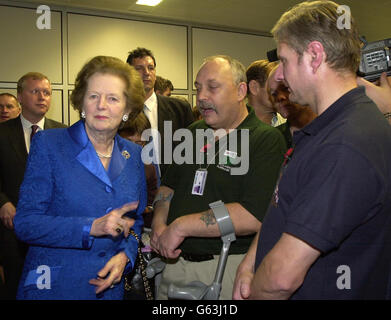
[233,0,391,299]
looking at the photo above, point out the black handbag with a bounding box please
[124,230,154,300]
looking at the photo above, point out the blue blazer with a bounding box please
[14,120,147,300]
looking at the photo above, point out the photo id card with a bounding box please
[192,169,208,196]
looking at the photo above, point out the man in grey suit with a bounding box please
[126,48,194,179]
[0,72,67,299]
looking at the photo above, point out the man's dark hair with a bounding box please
[165,79,173,91]
[126,47,156,67]
[155,75,174,92]
[246,60,278,94]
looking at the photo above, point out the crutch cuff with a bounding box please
[209,200,236,243]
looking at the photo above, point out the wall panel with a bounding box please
[192,28,275,86]
[0,5,62,84]
[67,13,188,89]
[0,3,277,121]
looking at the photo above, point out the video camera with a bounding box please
[266,37,391,82]
[358,37,391,82]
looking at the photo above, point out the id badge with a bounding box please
[192,169,208,196]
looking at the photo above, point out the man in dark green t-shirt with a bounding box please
[150,55,285,299]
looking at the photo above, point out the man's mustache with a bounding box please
[198,101,217,111]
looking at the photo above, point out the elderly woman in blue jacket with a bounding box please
[14,56,147,300]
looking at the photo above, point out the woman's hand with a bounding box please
[89,251,128,294]
[90,202,139,238]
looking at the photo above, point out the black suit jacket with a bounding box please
[0,116,67,208]
[156,94,194,178]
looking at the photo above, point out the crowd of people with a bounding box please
[1,0,391,300]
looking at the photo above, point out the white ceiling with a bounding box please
[10,0,391,41]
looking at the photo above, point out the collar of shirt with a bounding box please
[272,113,287,127]
[293,86,365,146]
[20,113,45,131]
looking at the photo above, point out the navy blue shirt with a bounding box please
[255,87,391,299]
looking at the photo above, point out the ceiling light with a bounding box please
[136,0,163,6]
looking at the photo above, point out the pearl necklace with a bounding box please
[96,140,114,158]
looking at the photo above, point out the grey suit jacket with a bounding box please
[0,116,67,208]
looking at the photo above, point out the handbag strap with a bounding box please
[124,230,154,300]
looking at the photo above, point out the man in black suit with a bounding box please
[126,48,194,179]
[0,72,67,299]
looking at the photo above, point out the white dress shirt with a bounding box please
[143,92,161,176]
[20,114,45,153]
[144,91,158,131]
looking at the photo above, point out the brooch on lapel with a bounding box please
[122,150,130,159]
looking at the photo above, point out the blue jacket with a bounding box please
[14,120,147,300]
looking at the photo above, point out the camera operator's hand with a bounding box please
[357,72,391,114]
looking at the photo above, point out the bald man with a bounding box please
[0,93,20,123]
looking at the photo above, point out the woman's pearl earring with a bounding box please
[81,111,86,119]
[122,114,129,122]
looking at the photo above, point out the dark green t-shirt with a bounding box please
[276,121,292,149]
[162,106,285,255]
